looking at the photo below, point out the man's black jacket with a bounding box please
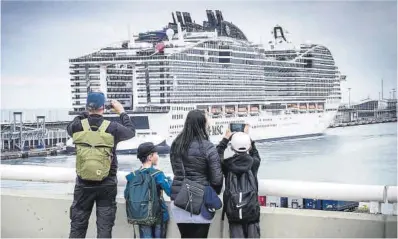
[67,112,135,184]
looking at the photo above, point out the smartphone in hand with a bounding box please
[229,123,245,133]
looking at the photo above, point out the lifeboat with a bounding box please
[225,105,235,117]
[250,106,259,112]
[211,106,222,118]
[250,105,259,116]
[299,104,307,110]
[238,105,248,116]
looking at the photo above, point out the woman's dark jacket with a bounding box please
[170,139,224,200]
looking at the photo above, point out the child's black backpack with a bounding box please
[222,169,260,223]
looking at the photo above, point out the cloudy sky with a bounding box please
[1,0,397,109]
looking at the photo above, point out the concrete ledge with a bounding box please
[1,190,397,238]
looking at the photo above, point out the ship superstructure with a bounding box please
[67,10,343,151]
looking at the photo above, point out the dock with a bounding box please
[1,112,69,159]
[329,117,397,128]
[1,147,62,160]
[331,98,397,128]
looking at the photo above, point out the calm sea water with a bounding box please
[2,122,397,197]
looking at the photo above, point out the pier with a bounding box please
[1,112,69,159]
[331,98,397,127]
[1,147,60,160]
[1,165,397,238]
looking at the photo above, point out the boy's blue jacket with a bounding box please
[124,166,172,222]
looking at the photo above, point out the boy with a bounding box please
[217,127,262,238]
[124,142,172,238]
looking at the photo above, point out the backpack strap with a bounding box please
[98,120,110,133]
[151,169,161,177]
[81,119,91,131]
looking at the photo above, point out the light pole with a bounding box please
[348,88,351,107]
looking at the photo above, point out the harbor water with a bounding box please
[1,122,397,198]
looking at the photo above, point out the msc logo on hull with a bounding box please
[207,125,224,136]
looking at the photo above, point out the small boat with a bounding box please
[210,106,222,118]
[299,103,307,110]
[237,105,248,116]
[250,105,259,116]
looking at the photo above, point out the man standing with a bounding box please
[67,92,135,238]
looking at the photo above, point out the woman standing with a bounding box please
[169,110,223,238]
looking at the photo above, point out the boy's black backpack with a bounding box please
[222,169,260,223]
[125,169,162,226]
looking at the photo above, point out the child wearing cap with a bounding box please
[217,128,262,238]
[124,142,172,238]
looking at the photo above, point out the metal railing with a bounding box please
[1,164,396,214]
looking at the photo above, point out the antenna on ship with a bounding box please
[381,78,384,100]
[129,24,135,48]
[177,21,184,43]
[127,24,130,44]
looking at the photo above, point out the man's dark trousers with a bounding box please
[69,178,117,238]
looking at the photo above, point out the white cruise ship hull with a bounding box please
[65,108,336,155]
[165,109,337,146]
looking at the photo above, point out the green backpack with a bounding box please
[72,119,114,181]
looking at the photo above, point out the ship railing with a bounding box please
[1,165,396,215]
[69,55,168,63]
[68,108,170,115]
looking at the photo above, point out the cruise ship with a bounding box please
[66,10,344,153]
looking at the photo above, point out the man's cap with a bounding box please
[201,186,222,220]
[86,92,106,110]
[137,142,158,162]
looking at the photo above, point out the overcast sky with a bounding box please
[1,0,397,109]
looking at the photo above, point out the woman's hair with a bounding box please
[171,109,209,156]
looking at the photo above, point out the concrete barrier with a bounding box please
[1,189,397,238]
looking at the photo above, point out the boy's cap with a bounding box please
[201,186,222,220]
[137,142,158,162]
[86,92,106,110]
[230,132,251,153]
